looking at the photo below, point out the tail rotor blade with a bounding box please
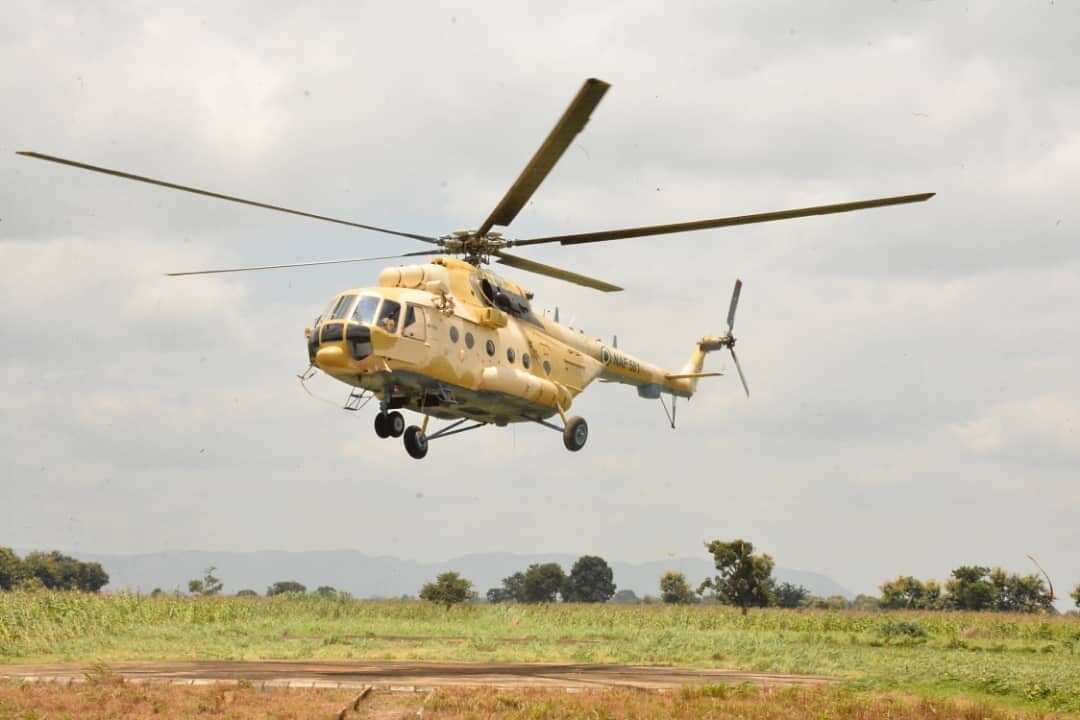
[729,347,749,398]
[726,278,742,332]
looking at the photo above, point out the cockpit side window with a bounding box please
[377,300,402,334]
[331,294,357,320]
[402,305,427,340]
[351,296,381,325]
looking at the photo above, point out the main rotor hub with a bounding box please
[438,229,510,265]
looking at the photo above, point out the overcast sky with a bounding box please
[2,1,1077,600]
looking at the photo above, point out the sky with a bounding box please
[2,1,1077,601]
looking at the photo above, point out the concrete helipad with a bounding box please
[0,660,833,691]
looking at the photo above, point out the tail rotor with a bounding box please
[697,279,749,397]
[724,279,749,397]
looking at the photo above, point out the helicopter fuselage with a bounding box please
[306,256,698,427]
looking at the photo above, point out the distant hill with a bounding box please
[26,549,852,599]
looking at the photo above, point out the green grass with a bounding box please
[2,592,1079,713]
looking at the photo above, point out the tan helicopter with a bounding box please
[18,78,933,459]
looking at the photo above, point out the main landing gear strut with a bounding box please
[374,410,588,460]
[527,408,589,452]
[399,416,488,460]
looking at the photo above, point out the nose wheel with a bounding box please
[374,411,405,438]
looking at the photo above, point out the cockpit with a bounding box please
[307,293,414,364]
[477,275,532,317]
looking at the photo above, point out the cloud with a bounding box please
[2,1,1078,597]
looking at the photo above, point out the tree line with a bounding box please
[180,567,350,599]
[5,544,1078,614]
[418,555,618,608]
[0,548,108,592]
[420,541,1074,615]
[652,541,1062,615]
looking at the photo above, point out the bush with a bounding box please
[880,620,929,643]
[266,581,306,596]
[419,572,474,608]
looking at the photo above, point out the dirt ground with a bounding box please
[0,659,832,691]
[0,680,1050,720]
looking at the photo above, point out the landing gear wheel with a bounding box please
[404,426,428,459]
[563,416,588,452]
[374,412,391,439]
[387,411,406,438]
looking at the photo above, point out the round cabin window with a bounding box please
[465,332,475,349]
[522,353,531,369]
[543,360,552,375]
[506,348,516,364]
[485,339,496,356]
[449,326,459,343]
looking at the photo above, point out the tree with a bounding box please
[314,585,340,598]
[0,547,25,591]
[773,582,810,609]
[236,589,258,597]
[699,539,774,614]
[487,572,526,603]
[419,572,475,608]
[988,568,1052,613]
[266,581,307,596]
[562,556,616,603]
[610,589,640,604]
[659,571,696,605]
[945,566,994,611]
[21,551,108,592]
[150,588,165,598]
[188,566,223,597]
[1072,584,1080,608]
[521,563,566,603]
[879,576,942,610]
[75,562,109,593]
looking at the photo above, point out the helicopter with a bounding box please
[18,78,933,459]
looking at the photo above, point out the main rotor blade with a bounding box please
[494,251,622,292]
[512,192,935,247]
[166,250,442,276]
[16,151,439,244]
[477,78,610,237]
[729,347,750,398]
[727,278,742,333]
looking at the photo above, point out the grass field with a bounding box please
[2,592,1079,714]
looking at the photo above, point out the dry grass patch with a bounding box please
[425,686,1062,720]
[0,680,355,719]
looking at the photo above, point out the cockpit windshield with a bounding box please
[330,294,357,320]
[351,295,381,325]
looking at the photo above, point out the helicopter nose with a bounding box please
[315,345,348,370]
